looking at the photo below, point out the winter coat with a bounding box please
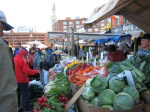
[33,51,42,69]
[14,50,38,83]
[41,54,56,71]
[0,38,18,112]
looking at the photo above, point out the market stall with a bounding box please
[29,48,150,112]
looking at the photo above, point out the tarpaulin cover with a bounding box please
[94,34,131,44]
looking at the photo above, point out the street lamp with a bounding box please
[70,25,75,56]
[30,33,33,42]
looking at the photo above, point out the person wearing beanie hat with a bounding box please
[0,10,18,112]
[136,33,150,58]
[14,49,39,112]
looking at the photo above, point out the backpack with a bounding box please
[40,54,55,71]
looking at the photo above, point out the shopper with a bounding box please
[14,49,39,112]
[119,41,131,56]
[40,54,56,85]
[64,46,68,54]
[0,10,18,112]
[136,33,150,58]
[14,42,26,57]
[107,44,126,62]
[28,47,36,69]
[33,47,42,70]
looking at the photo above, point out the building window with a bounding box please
[88,28,92,32]
[63,22,67,25]
[63,29,67,32]
[63,26,67,29]
[101,20,105,23]
[94,27,98,32]
[69,21,73,25]
[116,16,120,26]
[76,21,80,24]
[124,19,129,23]
[107,18,111,23]
[82,20,86,24]
[101,23,105,27]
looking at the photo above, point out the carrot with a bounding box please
[74,75,90,82]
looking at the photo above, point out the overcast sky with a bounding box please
[0,0,110,32]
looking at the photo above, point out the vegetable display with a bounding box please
[81,75,139,111]
[98,89,115,105]
[109,56,148,91]
[123,86,139,102]
[113,92,135,110]
[109,79,125,93]
[86,76,107,93]
[33,72,71,112]
[82,87,95,100]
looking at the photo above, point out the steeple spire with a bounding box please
[51,2,57,25]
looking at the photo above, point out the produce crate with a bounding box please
[140,90,150,112]
[140,90,150,104]
[143,103,150,112]
[70,83,81,95]
[78,98,143,112]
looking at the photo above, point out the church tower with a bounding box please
[51,2,57,31]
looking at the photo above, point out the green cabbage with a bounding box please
[86,76,108,93]
[113,92,135,110]
[102,105,114,110]
[123,86,139,102]
[90,97,99,106]
[82,87,95,100]
[86,78,93,87]
[98,89,115,106]
[109,79,125,93]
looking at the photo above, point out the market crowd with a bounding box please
[0,10,150,112]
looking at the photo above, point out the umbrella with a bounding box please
[27,41,42,45]
[37,44,47,48]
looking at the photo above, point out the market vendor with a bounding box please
[136,33,150,58]
[107,44,126,62]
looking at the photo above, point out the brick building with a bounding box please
[52,17,87,42]
[2,30,50,48]
[52,16,128,42]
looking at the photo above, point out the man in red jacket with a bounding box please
[14,49,39,112]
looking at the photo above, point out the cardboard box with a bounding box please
[65,85,85,111]
[70,83,81,95]
[143,103,150,112]
[78,98,143,112]
[140,90,150,104]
